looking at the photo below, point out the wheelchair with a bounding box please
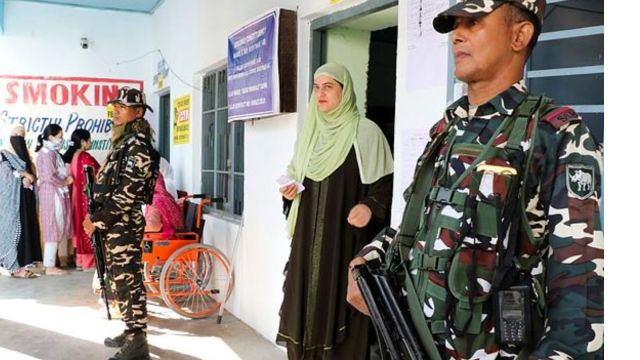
[141,194,233,319]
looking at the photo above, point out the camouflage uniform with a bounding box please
[91,123,155,337]
[359,82,603,359]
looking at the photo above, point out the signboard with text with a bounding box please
[227,9,280,121]
[0,75,143,162]
[173,94,190,145]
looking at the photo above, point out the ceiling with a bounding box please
[13,0,164,14]
[1,0,164,34]
[0,1,4,33]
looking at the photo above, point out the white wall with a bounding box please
[150,0,451,347]
[149,0,300,346]
[0,0,452,349]
[391,0,450,225]
[0,0,156,123]
[149,0,388,346]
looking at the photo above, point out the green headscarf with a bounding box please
[285,62,394,237]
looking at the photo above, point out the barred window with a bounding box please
[201,68,244,217]
[526,0,604,144]
[446,0,603,145]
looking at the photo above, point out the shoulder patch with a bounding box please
[429,118,447,139]
[541,106,581,130]
[566,164,595,200]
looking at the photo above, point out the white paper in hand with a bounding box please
[277,175,305,193]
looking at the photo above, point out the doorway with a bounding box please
[158,92,171,161]
[311,0,398,149]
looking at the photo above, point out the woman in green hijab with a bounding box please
[276,63,394,359]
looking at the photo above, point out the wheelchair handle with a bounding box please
[187,194,224,203]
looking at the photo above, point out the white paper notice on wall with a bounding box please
[400,128,429,192]
[406,0,450,92]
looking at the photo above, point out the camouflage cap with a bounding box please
[108,86,154,113]
[433,0,546,34]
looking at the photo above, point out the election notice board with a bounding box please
[227,9,281,121]
[173,94,190,145]
[0,75,143,163]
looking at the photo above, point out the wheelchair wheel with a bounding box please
[143,261,163,294]
[159,243,233,319]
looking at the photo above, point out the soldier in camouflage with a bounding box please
[84,87,158,360]
[347,1,603,359]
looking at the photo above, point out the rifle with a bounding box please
[352,263,426,360]
[83,165,112,320]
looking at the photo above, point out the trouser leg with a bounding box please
[105,224,147,335]
[43,242,58,267]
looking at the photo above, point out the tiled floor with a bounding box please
[0,270,286,360]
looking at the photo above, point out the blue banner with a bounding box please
[227,10,279,121]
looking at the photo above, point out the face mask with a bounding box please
[44,139,63,151]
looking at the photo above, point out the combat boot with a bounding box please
[108,333,150,360]
[104,331,128,348]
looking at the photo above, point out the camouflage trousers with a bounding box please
[105,218,147,335]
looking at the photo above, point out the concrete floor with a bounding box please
[0,271,286,360]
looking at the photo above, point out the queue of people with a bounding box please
[0,121,180,281]
[0,125,96,277]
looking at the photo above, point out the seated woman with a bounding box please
[145,173,184,236]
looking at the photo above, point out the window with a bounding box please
[526,0,604,144]
[446,0,603,145]
[201,68,244,217]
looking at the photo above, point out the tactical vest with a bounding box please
[94,133,159,207]
[385,96,551,359]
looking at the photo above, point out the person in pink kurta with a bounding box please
[145,172,183,236]
[35,124,73,276]
[63,129,100,270]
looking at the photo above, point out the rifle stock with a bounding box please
[353,264,427,360]
[83,165,112,320]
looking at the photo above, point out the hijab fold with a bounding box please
[3,126,35,176]
[285,63,393,237]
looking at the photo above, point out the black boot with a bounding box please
[104,332,128,348]
[107,333,150,360]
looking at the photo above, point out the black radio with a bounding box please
[495,285,531,345]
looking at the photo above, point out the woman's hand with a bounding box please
[22,176,33,189]
[21,172,35,183]
[347,204,372,228]
[279,183,298,201]
[66,176,74,185]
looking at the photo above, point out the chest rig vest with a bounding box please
[385,95,551,359]
[93,134,159,208]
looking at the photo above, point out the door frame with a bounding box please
[309,0,399,93]
[157,89,171,162]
